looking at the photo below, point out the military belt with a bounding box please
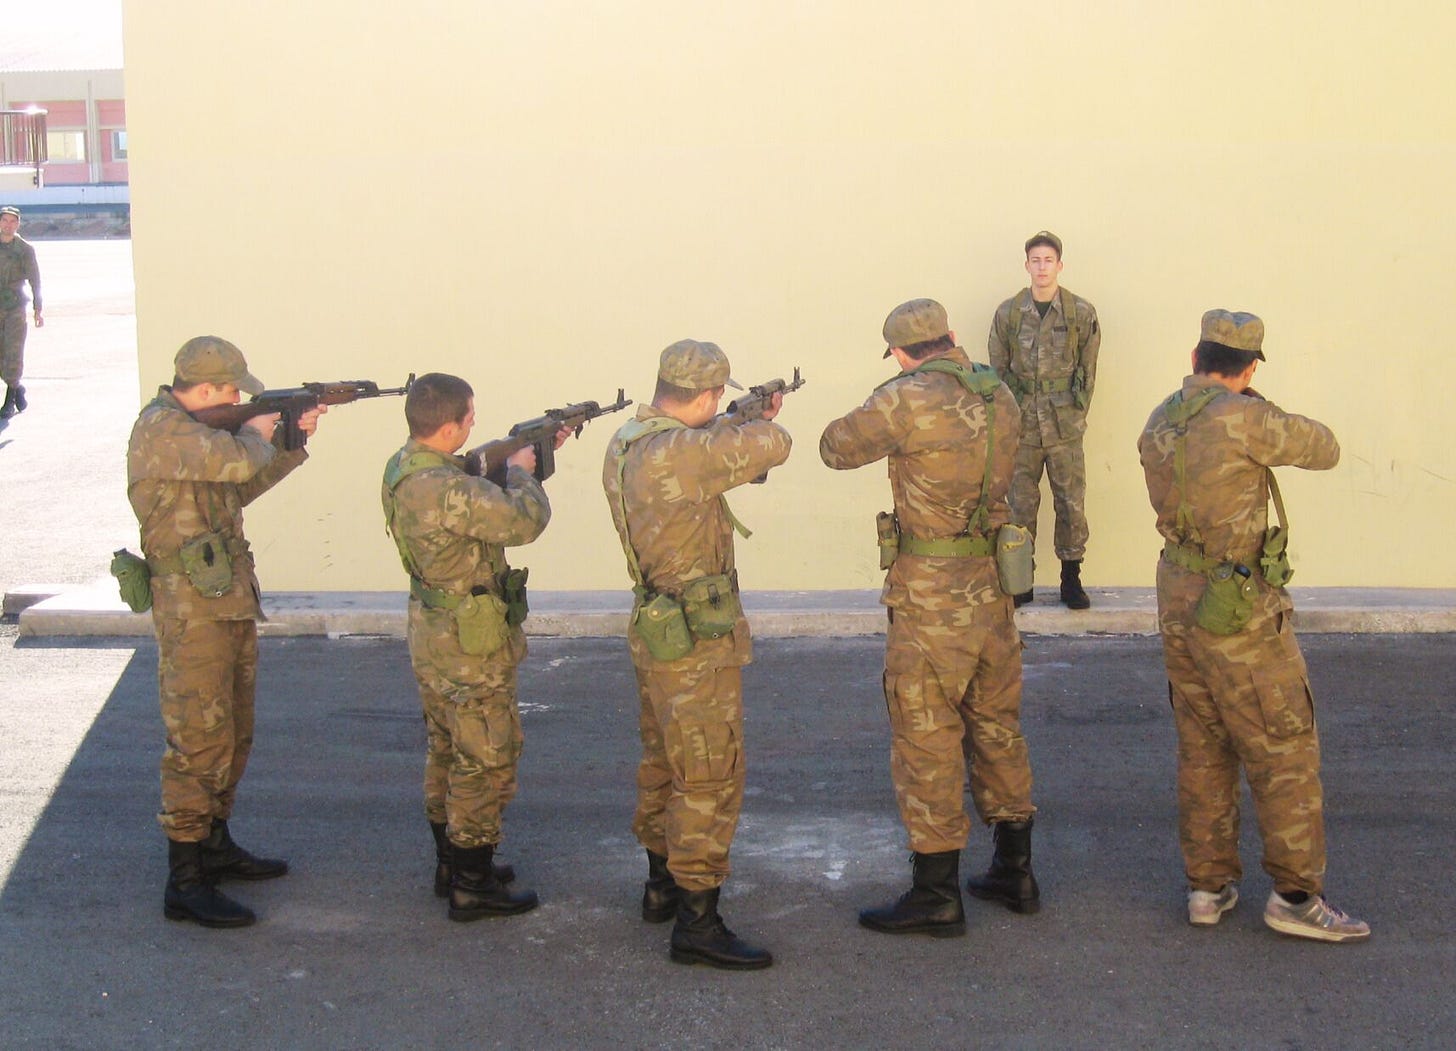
[411,577,468,610]
[1025,377,1073,394]
[901,534,995,558]
[1161,539,1224,576]
[146,536,248,577]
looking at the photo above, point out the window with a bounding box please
[111,130,127,160]
[47,130,86,162]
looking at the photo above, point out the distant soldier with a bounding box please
[381,373,567,922]
[127,336,323,928]
[988,230,1100,608]
[1137,310,1368,942]
[821,299,1038,938]
[0,205,43,418]
[602,340,791,970]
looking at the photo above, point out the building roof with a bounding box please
[0,2,122,73]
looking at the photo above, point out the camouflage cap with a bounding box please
[0,206,19,218]
[658,339,742,391]
[1024,230,1062,256]
[882,298,950,357]
[174,336,265,395]
[1200,309,1266,361]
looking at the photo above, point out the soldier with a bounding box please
[127,336,323,928]
[602,340,791,970]
[0,205,43,418]
[821,299,1038,938]
[381,373,568,922]
[1137,310,1369,942]
[988,230,1100,609]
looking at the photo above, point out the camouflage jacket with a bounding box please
[127,387,306,620]
[819,347,1019,614]
[602,404,791,664]
[988,286,1099,446]
[381,438,551,600]
[0,235,41,313]
[1138,375,1340,571]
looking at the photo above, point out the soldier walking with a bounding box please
[821,299,1039,937]
[988,231,1100,608]
[1137,310,1369,942]
[0,205,43,418]
[602,340,791,970]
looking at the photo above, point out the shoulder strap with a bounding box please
[1162,387,1224,547]
[1007,288,1029,345]
[1060,287,1080,366]
[382,447,460,583]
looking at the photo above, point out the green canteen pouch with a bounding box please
[681,572,741,640]
[179,531,233,598]
[1195,562,1258,635]
[632,592,695,661]
[876,511,900,570]
[110,548,153,613]
[454,589,510,657]
[1260,527,1293,588]
[500,566,530,627]
[995,523,1035,597]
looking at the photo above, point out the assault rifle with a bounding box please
[722,366,805,423]
[465,389,633,485]
[192,375,415,451]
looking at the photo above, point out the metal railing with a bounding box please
[1,109,48,187]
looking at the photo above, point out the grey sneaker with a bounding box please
[1263,891,1370,943]
[1187,883,1238,926]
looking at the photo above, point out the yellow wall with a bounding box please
[122,1,1456,591]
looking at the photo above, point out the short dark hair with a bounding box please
[170,376,202,393]
[653,376,717,406]
[899,334,956,360]
[1193,340,1260,378]
[405,372,473,438]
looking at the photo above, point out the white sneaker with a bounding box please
[1263,891,1371,943]
[1187,883,1238,926]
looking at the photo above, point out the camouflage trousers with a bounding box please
[1010,438,1087,562]
[1157,561,1326,896]
[154,616,258,842]
[883,600,1033,854]
[629,633,745,892]
[409,601,526,849]
[0,308,26,386]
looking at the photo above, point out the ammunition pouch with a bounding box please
[995,524,1035,597]
[110,548,153,613]
[178,531,234,598]
[680,572,742,640]
[631,588,695,661]
[1164,540,1258,636]
[1071,366,1089,410]
[411,578,511,657]
[500,566,530,628]
[876,511,900,570]
[1260,527,1293,588]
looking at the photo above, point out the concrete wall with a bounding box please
[122,1,1456,593]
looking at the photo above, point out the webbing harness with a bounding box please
[1005,287,1082,401]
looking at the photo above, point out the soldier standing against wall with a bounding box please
[127,337,323,928]
[382,373,568,922]
[0,205,43,419]
[602,340,791,970]
[988,231,1100,609]
[1137,310,1369,942]
[821,299,1038,938]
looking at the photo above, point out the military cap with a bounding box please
[882,298,950,357]
[1024,230,1062,256]
[658,339,742,391]
[174,335,265,395]
[1200,309,1266,361]
[0,206,19,218]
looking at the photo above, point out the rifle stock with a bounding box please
[465,388,632,485]
[191,375,414,451]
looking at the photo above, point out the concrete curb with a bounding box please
[9,586,1455,638]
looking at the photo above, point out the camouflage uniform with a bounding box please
[127,387,307,842]
[1138,375,1339,895]
[820,346,1033,853]
[0,231,41,390]
[988,288,1100,561]
[381,439,551,850]
[602,405,791,891]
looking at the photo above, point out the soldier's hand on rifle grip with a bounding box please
[297,404,327,437]
[552,424,573,450]
[760,391,784,422]
[506,445,537,476]
[242,412,282,442]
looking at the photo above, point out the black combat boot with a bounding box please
[430,821,513,897]
[0,387,14,419]
[199,818,288,881]
[1013,589,1034,608]
[1059,560,1091,610]
[642,849,680,923]
[965,818,1041,914]
[164,839,256,928]
[11,385,24,413]
[448,843,538,921]
[669,887,773,969]
[858,850,966,937]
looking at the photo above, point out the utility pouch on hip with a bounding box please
[995,523,1035,597]
[110,548,153,612]
[1195,562,1258,636]
[455,589,510,657]
[499,566,530,627]
[1072,366,1089,410]
[179,531,233,598]
[681,572,741,640]
[876,511,900,570]
[632,591,695,661]
[1260,527,1293,588]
